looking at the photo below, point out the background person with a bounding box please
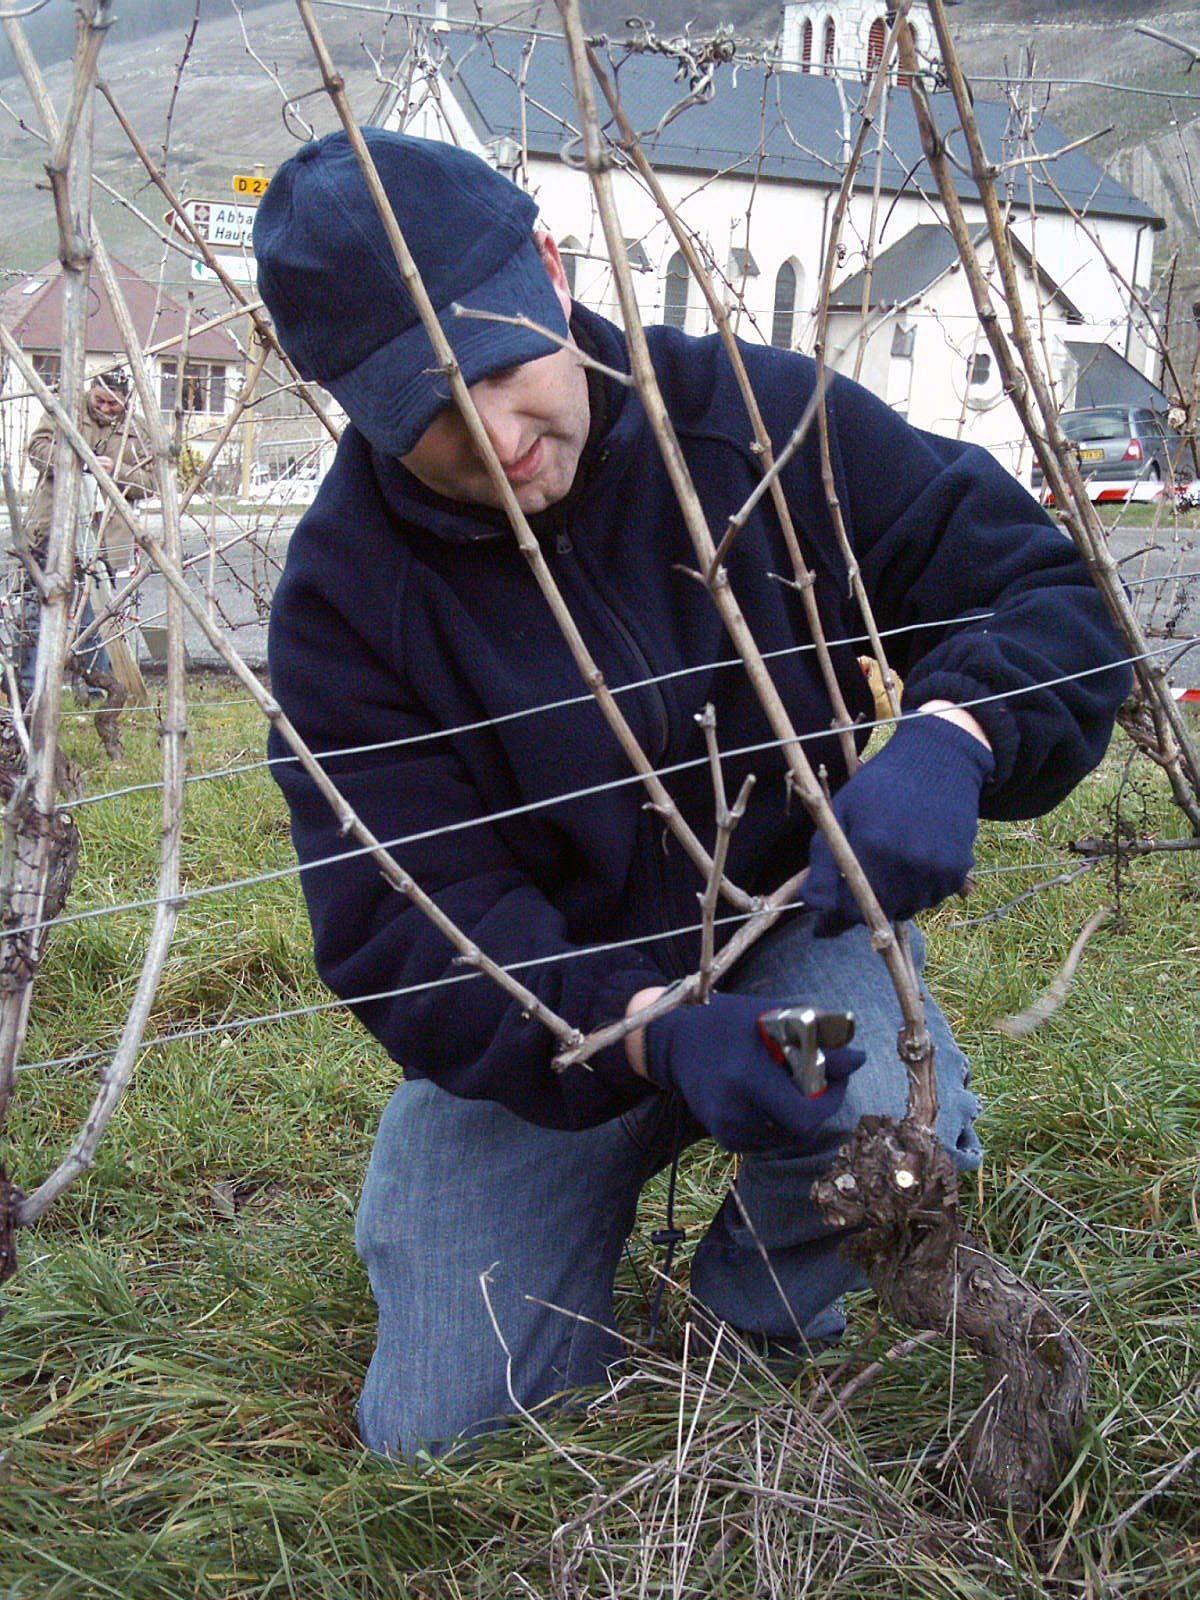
[18,371,154,743]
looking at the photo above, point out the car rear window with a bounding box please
[1062,412,1128,441]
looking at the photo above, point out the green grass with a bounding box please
[2,683,1199,1598]
[1095,502,1198,530]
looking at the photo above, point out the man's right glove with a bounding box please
[644,992,866,1153]
[803,715,995,936]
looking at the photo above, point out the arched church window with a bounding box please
[771,261,798,349]
[867,17,885,75]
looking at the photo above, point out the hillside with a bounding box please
[0,3,412,299]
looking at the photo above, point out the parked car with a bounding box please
[1031,406,1193,499]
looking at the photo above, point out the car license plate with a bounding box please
[1080,448,1105,462]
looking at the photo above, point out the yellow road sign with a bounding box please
[233,172,269,197]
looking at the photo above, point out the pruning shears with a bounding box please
[757,1005,856,1098]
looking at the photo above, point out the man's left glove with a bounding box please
[803,715,995,936]
[644,991,866,1153]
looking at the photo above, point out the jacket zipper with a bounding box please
[555,527,687,977]
[554,529,671,764]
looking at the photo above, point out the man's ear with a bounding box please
[534,232,573,321]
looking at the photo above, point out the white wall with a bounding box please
[828,245,1082,481]
[392,87,1155,481]
[525,161,831,342]
[1008,210,1157,380]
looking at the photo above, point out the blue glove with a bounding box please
[804,715,995,937]
[644,992,866,1153]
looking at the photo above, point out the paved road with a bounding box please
[140,508,1198,684]
[129,508,295,672]
[0,506,297,673]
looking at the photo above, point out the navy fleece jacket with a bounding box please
[267,306,1131,1129]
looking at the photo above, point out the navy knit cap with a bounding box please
[253,128,568,458]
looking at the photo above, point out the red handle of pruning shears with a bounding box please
[757,1005,856,1098]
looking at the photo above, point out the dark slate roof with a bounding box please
[1065,340,1168,409]
[0,259,240,362]
[828,221,1085,321]
[827,223,960,310]
[436,32,1162,228]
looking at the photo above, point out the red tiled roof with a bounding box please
[0,258,240,363]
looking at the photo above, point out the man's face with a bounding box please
[89,383,127,422]
[400,238,590,516]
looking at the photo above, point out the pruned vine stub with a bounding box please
[813,1115,1089,1514]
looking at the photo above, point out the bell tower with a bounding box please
[779,2,936,79]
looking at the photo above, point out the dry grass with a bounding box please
[1,684,1197,1598]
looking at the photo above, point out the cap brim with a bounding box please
[327,234,569,459]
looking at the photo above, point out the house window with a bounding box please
[664,251,689,329]
[771,262,798,349]
[160,359,227,414]
[729,246,760,282]
[823,17,836,74]
[968,351,992,386]
[867,17,886,74]
[558,236,581,297]
[887,322,915,415]
[181,365,204,413]
[31,351,61,388]
[624,238,652,272]
[801,18,813,71]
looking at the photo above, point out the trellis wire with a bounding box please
[66,607,1001,807]
[11,842,1132,1077]
[6,638,1188,950]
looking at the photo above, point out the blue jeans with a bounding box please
[354,914,982,1461]
[16,584,113,704]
